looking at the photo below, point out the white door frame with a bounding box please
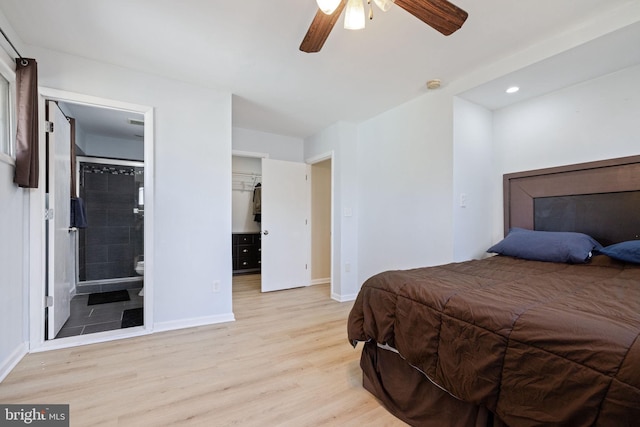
[305,151,334,298]
[28,87,155,352]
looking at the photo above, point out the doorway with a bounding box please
[231,153,311,292]
[307,152,333,296]
[231,150,333,299]
[29,88,154,350]
[310,158,332,287]
[53,155,145,338]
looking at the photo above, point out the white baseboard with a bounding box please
[0,342,28,383]
[310,277,330,286]
[28,313,236,354]
[331,292,357,302]
[153,312,236,333]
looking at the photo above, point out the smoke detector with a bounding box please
[427,79,442,89]
[426,79,441,90]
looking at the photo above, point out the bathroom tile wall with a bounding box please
[79,163,144,282]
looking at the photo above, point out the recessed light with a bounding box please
[506,86,520,94]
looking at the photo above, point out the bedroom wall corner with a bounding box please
[0,159,28,382]
[304,122,359,301]
[0,12,29,381]
[492,63,640,243]
[356,90,455,284]
[232,127,304,162]
[452,97,494,261]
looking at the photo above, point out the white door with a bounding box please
[261,158,310,292]
[47,101,72,339]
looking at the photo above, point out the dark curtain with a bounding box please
[69,117,77,197]
[13,58,39,188]
[69,116,87,228]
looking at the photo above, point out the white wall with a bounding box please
[81,134,144,161]
[0,16,28,380]
[491,63,640,242]
[356,91,455,285]
[452,97,494,261]
[233,127,303,162]
[0,159,27,379]
[305,122,359,301]
[29,45,234,329]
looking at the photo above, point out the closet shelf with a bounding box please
[232,171,261,192]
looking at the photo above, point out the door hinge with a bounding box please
[45,295,53,308]
[305,264,308,270]
[45,208,54,220]
[45,121,54,133]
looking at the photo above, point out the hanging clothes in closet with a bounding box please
[253,182,262,222]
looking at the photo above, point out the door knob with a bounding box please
[263,230,269,235]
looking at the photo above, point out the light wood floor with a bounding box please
[0,275,406,426]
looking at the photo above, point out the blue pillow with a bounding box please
[596,240,640,264]
[487,228,602,264]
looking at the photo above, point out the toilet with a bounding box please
[135,260,144,296]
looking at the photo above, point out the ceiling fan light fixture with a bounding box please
[316,0,342,15]
[373,0,395,12]
[344,0,365,30]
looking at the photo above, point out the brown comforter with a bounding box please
[347,255,640,426]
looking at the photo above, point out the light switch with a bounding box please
[459,193,468,208]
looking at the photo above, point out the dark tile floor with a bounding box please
[55,288,144,339]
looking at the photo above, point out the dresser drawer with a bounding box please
[233,233,257,245]
[232,232,261,273]
[237,244,259,257]
[237,254,260,270]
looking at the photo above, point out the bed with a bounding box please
[347,156,640,427]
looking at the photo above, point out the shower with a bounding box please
[76,157,144,294]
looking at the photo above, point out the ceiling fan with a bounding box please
[300,0,468,53]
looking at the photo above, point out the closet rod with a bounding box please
[0,26,24,61]
[232,171,261,177]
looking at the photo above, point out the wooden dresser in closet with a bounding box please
[232,233,261,274]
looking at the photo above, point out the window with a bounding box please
[0,73,11,162]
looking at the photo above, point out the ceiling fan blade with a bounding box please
[394,0,468,36]
[300,0,347,53]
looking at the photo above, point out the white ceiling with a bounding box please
[460,21,640,110]
[1,0,639,139]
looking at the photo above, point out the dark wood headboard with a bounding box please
[504,155,640,246]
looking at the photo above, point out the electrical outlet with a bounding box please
[345,263,351,273]
[213,280,221,293]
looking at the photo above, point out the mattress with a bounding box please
[347,255,640,426]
